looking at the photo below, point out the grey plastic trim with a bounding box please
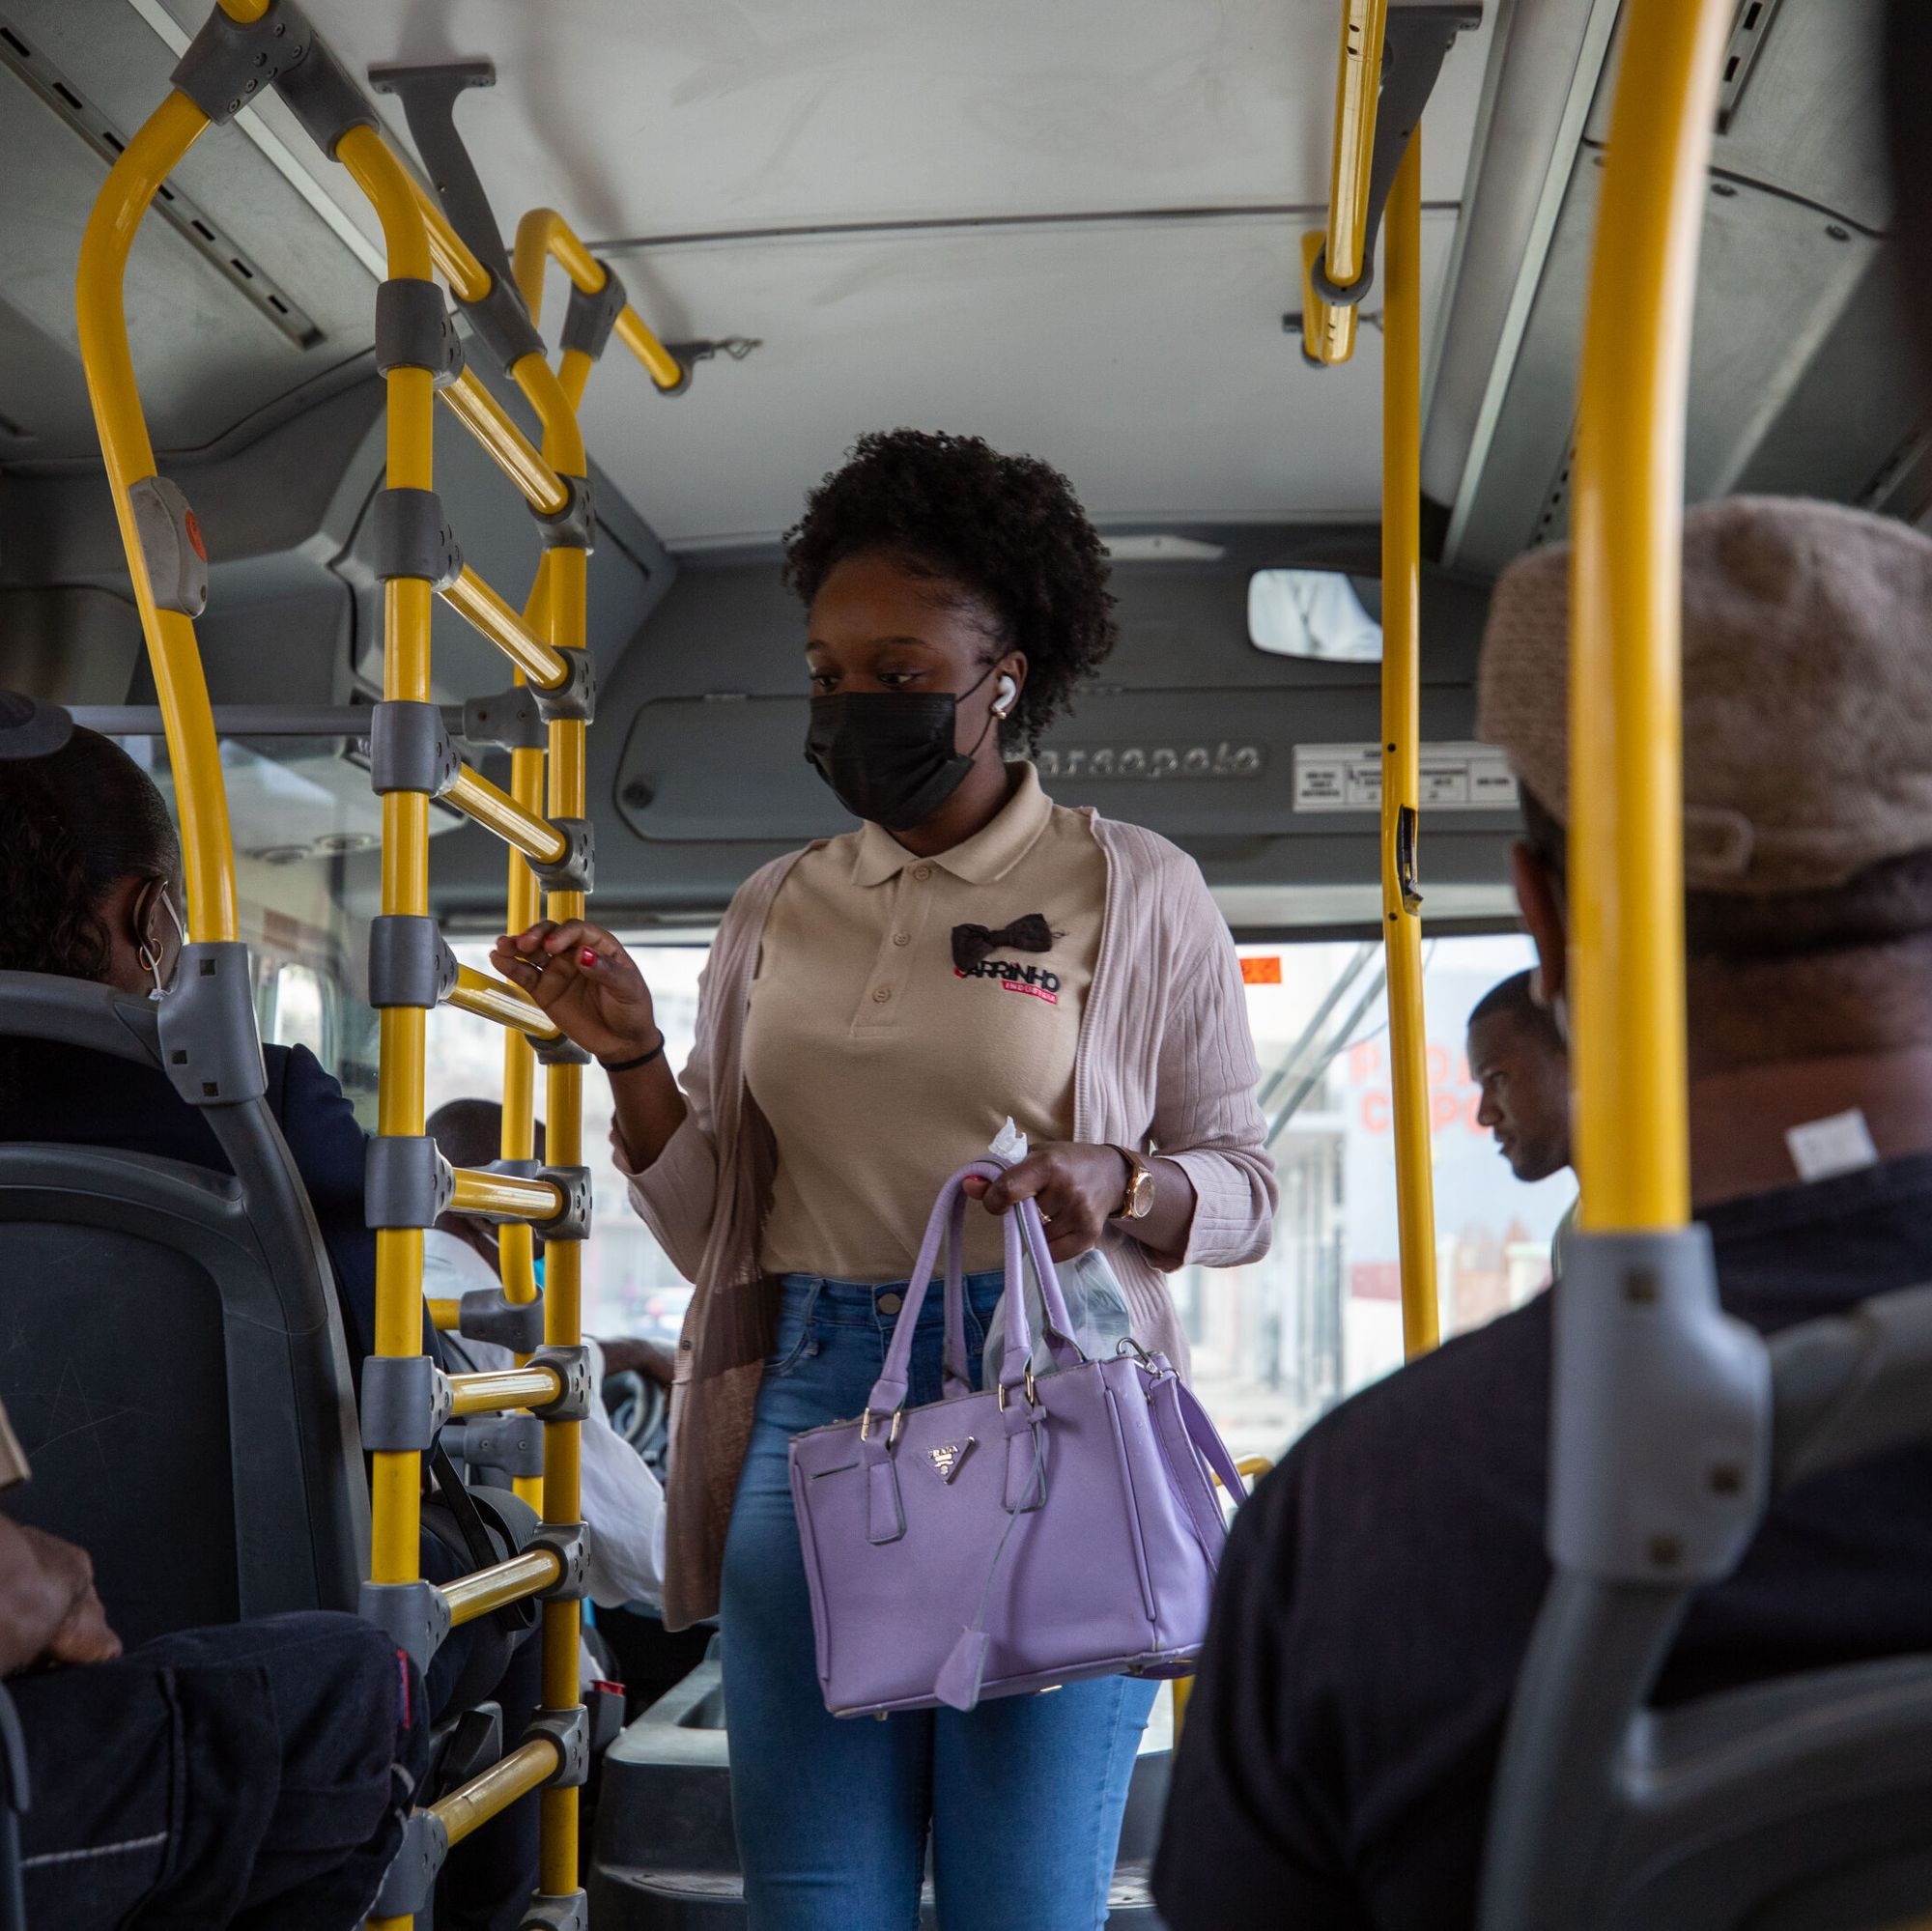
[169,0,313,126]
[445,1411,545,1479]
[127,477,209,619]
[364,1136,454,1231]
[519,1888,588,1931]
[373,1804,450,1917]
[560,262,627,361]
[367,915,458,1011]
[1769,1281,1932,1490]
[272,23,380,160]
[358,1577,451,1675]
[371,489,463,591]
[157,945,270,1108]
[462,687,547,752]
[375,279,464,386]
[532,1032,591,1068]
[529,1523,589,1604]
[526,818,594,895]
[531,473,596,554]
[1548,1227,1772,1584]
[365,62,549,374]
[456,1288,546,1354]
[533,1165,591,1242]
[358,1354,452,1453]
[527,1348,593,1423]
[525,1704,589,1786]
[532,646,596,725]
[370,700,461,799]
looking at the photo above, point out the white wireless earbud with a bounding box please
[993,674,1018,718]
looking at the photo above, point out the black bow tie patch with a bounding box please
[952,914,1054,974]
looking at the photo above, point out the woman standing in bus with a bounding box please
[495,430,1276,1930]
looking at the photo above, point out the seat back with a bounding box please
[0,970,367,1648]
[1481,1241,1932,1931]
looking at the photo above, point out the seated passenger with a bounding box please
[0,1411,426,1929]
[0,709,390,1375]
[1154,497,1932,1930]
[1465,970,1570,1187]
[425,1097,669,1608]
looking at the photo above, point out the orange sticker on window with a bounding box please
[1240,955,1283,985]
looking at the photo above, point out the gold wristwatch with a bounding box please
[1112,1146,1155,1221]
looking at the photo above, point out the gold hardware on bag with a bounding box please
[929,1436,978,1483]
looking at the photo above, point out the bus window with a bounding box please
[1179,935,1574,1462]
[267,960,328,1062]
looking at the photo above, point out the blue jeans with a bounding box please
[720,1269,1158,1931]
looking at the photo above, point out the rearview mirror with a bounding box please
[1248,569,1382,662]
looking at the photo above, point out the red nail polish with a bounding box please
[580,948,598,967]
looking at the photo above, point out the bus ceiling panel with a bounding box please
[1452,156,1895,576]
[1584,0,1894,236]
[0,0,378,463]
[0,586,144,702]
[611,685,1517,849]
[229,0,1498,239]
[552,214,1459,549]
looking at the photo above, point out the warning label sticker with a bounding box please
[1292,742,1519,814]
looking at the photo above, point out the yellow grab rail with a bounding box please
[513,206,685,392]
[449,963,559,1039]
[440,565,572,689]
[448,1166,563,1224]
[448,1365,565,1417]
[438,372,571,517]
[1379,131,1439,1360]
[432,1740,560,1849]
[1570,0,1732,1234]
[74,89,239,942]
[442,1548,563,1627]
[1303,0,1389,366]
[446,765,571,866]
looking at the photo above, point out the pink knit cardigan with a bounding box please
[621,810,1278,1629]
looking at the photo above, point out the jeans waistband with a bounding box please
[777,1269,1006,1315]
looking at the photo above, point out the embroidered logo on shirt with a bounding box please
[954,959,1062,1003]
[952,914,1062,1002]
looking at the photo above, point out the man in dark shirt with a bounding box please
[1155,497,1932,1929]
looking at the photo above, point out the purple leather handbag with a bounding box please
[788,1160,1248,1717]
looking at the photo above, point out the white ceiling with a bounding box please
[144,0,1501,544]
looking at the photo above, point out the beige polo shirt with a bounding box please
[744,764,1107,1281]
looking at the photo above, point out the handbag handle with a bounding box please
[944,1175,1086,1395]
[867,1161,1081,1423]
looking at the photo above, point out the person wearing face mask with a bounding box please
[492,429,1277,1930]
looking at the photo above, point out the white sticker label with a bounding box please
[1292,742,1520,813]
[1784,1108,1880,1182]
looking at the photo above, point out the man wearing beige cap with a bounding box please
[1155,496,1932,1931]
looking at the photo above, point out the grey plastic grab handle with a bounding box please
[0,970,163,1068]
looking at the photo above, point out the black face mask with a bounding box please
[804,670,997,832]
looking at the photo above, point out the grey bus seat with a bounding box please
[1481,1236,1932,1931]
[0,969,367,1650]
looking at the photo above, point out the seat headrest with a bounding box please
[0,693,73,761]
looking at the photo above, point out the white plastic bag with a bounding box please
[976,1122,1135,1387]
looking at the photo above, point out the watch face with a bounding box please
[1127,1168,1154,1218]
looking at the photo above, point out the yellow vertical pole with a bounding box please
[1380,131,1438,1359]
[522,353,590,1902]
[1570,0,1731,1235]
[335,128,439,1931]
[73,91,238,943]
[501,719,545,1513]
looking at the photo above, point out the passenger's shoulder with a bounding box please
[1089,815,1213,916]
[1255,1295,1553,1541]
[724,844,826,925]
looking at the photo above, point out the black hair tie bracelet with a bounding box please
[599,1035,666,1075]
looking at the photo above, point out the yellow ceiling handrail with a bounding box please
[1302,0,1389,367]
